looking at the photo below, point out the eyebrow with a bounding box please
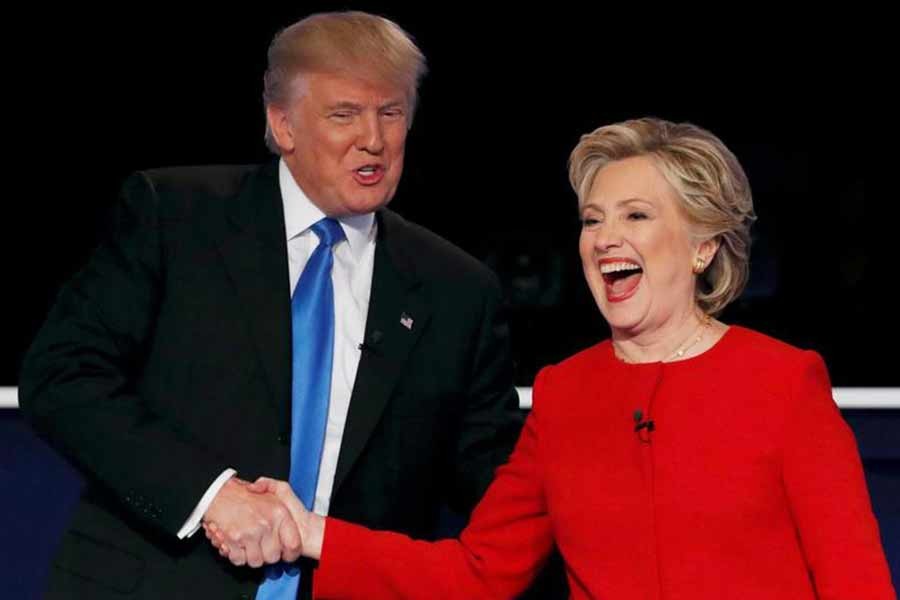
[326,101,362,111]
[326,99,406,111]
[581,197,655,211]
[619,197,654,207]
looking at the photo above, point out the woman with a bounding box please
[211,118,895,599]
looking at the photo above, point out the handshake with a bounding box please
[201,477,324,566]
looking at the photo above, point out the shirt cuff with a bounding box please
[176,468,237,539]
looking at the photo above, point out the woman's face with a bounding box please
[579,156,714,336]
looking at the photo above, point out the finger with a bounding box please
[244,539,265,568]
[227,544,247,566]
[260,524,282,564]
[248,476,277,494]
[207,528,225,550]
[278,516,302,563]
[222,526,249,566]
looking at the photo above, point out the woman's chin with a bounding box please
[599,299,645,334]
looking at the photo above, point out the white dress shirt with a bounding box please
[177,159,377,538]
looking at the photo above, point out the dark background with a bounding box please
[6,5,882,387]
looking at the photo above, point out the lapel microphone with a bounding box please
[358,330,384,353]
[633,409,655,433]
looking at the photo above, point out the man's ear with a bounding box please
[266,104,294,153]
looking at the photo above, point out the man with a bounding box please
[20,12,522,599]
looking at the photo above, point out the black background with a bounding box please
[7,5,882,387]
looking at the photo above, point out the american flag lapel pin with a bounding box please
[400,312,414,330]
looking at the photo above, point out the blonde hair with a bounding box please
[569,117,756,315]
[263,11,427,152]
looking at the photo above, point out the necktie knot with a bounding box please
[311,218,345,248]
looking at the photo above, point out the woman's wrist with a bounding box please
[301,511,325,560]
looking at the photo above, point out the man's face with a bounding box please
[268,71,410,216]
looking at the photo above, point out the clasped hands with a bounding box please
[202,477,324,567]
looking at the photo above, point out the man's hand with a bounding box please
[202,477,302,567]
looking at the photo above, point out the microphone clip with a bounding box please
[633,409,655,439]
[634,420,655,433]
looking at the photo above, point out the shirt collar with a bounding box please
[279,158,375,261]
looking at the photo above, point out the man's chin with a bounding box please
[342,189,395,215]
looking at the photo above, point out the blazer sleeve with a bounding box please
[444,272,524,513]
[19,172,230,536]
[313,367,557,600]
[781,351,896,599]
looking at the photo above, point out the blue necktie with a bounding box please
[257,218,345,600]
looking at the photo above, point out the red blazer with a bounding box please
[315,327,896,599]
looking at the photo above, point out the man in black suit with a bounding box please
[20,11,522,599]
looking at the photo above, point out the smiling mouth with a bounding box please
[600,263,643,301]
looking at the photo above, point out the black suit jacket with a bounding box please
[20,162,522,599]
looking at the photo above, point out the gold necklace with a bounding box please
[615,315,711,364]
[664,314,711,361]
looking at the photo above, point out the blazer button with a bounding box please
[277,433,289,445]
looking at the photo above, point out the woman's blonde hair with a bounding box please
[569,117,756,314]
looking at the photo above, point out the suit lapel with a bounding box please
[217,162,293,429]
[332,210,432,496]
[219,188,433,489]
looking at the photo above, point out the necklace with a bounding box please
[615,315,712,364]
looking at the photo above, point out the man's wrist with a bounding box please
[177,468,237,539]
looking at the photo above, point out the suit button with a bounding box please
[238,594,252,600]
[277,433,289,445]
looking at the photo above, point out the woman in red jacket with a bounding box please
[213,118,896,599]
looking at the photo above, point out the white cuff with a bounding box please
[176,468,237,539]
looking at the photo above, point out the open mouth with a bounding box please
[354,165,385,185]
[600,261,643,301]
